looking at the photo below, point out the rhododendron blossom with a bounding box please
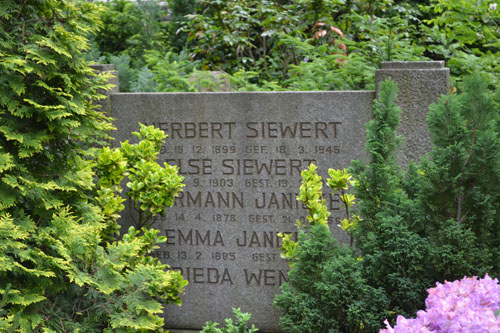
[381,274,500,332]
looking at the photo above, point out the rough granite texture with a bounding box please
[111,91,373,332]
[103,61,450,332]
[381,61,445,70]
[375,61,450,167]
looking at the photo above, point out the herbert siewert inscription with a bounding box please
[149,121,341,139]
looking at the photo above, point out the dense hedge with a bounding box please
[0,1,186,331]
[275,75,500,332]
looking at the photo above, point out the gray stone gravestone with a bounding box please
[106,61,449,332]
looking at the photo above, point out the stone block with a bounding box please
[108,61,449,331]
[375,61,450,167]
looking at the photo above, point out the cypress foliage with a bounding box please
[418,72,500,280]
[353,73,500,321]
[351,79,431,318]
[350,78,405,232]
[274,167,390,333]
[0,1,186,331]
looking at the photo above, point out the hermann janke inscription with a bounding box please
[109,62,449,332]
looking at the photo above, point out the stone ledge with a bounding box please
[381,61,445,69]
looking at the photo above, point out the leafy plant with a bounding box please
[166,0,197,51]
[421,0,500,86]
[86,0,498,92]
[130,66,157,92]
[108,53,135,92]
[119,124,185,230]
[95,123,185,235]
[415,72,500,280]
[178,0,427,90]
[201,308,258,333]
[327,168,360,246]
[90,0,169,92]
[276,75,500,331]
[278,163,331,263]
[95,0,168,66]
[145,50,198,92]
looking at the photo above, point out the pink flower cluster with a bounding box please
[381,274,500,332]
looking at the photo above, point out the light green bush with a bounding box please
[0,1,186,331]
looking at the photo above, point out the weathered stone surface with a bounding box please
[111,91,374,331]
[107,61,450,332]
[375,61,450,167]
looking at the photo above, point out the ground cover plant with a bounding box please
[0,1,186,331]
[201,308,258,333]
[275,74,500,332]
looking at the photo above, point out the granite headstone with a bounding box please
[106,61,449,332]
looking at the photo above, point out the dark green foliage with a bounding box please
[180,0,427,90]
[275,163,389,332]
[0,1,187,331]
[274,224,389,333]
[350,79,404,226]
[145,50,198,92]
[95,0,168,66]
[353,74,500,321]
[276,76,500,331]
[84,0,500,92]
[91,0,169,91]
[421,0,500,85]
[357,215,431,317]
[417,73,500,278]
[167,0,197,51]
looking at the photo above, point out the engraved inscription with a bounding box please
[244,269,289,286]
[146,117,348,325]
[174,191,244,208]
[245,121,341,139]
[165,229,225,246]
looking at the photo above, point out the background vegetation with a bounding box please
[88,0,500,92]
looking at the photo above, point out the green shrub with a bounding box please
[276,75,500,331]
[90,0,169,92]
[178,0,427,90]
[95,0,168,66]
[166,0,197,51]
[353,73,500,319]
[86,0,498,92]
[145,50,198,92]
[0,1,186,331]
[274,165,389,332]
[421,0,500,86]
